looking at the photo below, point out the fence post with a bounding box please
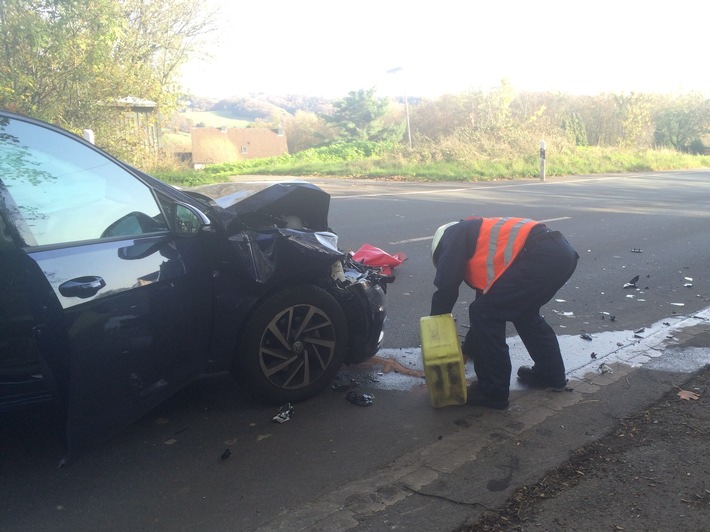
[539,140,546,181]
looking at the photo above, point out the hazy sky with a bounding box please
[181,0,710,100]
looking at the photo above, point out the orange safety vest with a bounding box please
[465,217,540,293]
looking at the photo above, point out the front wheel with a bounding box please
[234,285,348,404]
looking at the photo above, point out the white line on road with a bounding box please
[540,216,572,223]
[389,217,572,245]
[329,174,644,201]
[332,187,471,199]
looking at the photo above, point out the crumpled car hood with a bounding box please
[186,180,331,231]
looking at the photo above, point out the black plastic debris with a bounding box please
[623,275,640,289]
[346,391,374,406]
[221,449,232,460]
[580,333,593,341]
[600,311,617,322]
[591,352,597,359]
[272,403,294,424]
[631,248,642,253]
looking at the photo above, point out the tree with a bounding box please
[614,92,654,149]
[282,111,336,153]
[0,0,217,163]
[409,93,476,140]
[0,0,122,125]
[575,94,619,147]
[468,79,516,142]
[653,93,710,152]
[324,87,405,143]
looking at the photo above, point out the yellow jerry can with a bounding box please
[419,314,467,407]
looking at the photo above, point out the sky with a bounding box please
[181,0,710,100]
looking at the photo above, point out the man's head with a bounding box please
[431,221,458,266]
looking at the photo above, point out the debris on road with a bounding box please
[220,449,232,460]
[272,403,294,424]
[580,333,594,341]
[598,363,614,374]
[623,275,640,289]
[631,248,643,253]
[346,391,375,406]
[554,310,574,317]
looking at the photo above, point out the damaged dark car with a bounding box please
[0,111,391,459]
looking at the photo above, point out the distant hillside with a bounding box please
[174,94,334,133]
[208,94,333,120]
[179,111,251,128]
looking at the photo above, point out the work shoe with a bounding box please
[517,365,568,392]
[466,383,509,410]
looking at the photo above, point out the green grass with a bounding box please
[151,143,710,187]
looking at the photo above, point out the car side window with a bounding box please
[0,116,167,247]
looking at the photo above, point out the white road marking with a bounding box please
[389,217,573,245]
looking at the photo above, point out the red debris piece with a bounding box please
[352,244,407,275]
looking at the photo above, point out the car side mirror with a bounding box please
[174,203,211,236]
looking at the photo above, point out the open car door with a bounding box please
[0,113,213,463]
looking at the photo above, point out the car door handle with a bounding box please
[59,276,107,298]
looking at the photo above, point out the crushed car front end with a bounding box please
[184,180,392,402]
[223,223,390,364]
[329,253,388,364]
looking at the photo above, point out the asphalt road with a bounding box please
[2,170,710,531]
[321,169,710,345]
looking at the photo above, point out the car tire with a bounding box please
[235,285,348,404]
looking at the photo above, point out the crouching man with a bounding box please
[431,217,579,409]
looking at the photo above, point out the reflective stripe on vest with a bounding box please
[465,217,539,293]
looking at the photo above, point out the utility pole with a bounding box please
[386,67,412,149]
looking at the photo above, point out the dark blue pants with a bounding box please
[464,231,578,400]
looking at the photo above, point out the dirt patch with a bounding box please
[460,365,710,531]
